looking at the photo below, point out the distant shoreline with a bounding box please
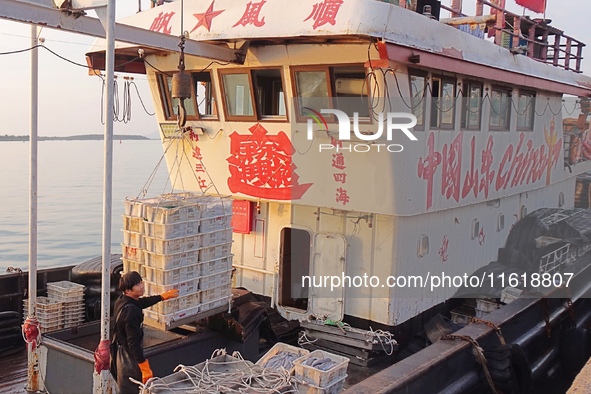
[0,135,153,141]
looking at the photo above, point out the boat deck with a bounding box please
[0,348,27,394]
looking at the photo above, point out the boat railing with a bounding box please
[432,0,586,73]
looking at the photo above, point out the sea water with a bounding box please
[0,139,172,273]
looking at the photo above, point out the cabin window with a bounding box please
[497,214,505,232]
[219,68,287,121]
[431,76,456,129]
[517,91,535,131]
[461,81,483,130]
[193,72,217,118]
[409,70,427,130]
[252,69,286,118]
[220,71,256,121]
[489,86,512,131]
[279,227,310,311]
[156,72,218,121]
[292,65,369,121]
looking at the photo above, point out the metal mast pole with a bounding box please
[93,0,116,391]
[25,24,41,394]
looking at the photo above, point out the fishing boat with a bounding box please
[4,0,591,393]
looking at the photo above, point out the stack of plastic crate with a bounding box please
[195,196,233,314]
[122,196,155,277]
[46,281,85,328]
[23,296,64,333]
[142,195,205,326]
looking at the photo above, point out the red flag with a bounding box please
[515,0,546,13]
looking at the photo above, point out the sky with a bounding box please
[0,0,589,137]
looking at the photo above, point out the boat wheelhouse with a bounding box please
[87,0,591,331]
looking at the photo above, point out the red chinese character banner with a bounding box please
[226,123,313,200]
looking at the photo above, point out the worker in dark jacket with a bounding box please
[113,271,179,394]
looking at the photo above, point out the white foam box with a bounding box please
[144,220,200,239]
[144,234,201,255]
[143,249,199,270]
[200,256,233,276]
[198,244,232,262]
[144,278,199,297]
[143,263,201,285]
[293,350,349,388]
[256,342,310,375]
[199,270,232,290]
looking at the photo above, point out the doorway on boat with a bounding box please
[279,227,311,311]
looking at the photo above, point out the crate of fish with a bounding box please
[199,270,232,291]
[144,278,199,297]
[198,244,232,262]
[124,197,158,217]
[144,220,200,239]
[122,245,144,263]
[144,234,201,255]
[150,293,201,315]
[143,249,199,270]
[200,197,233,218]
[123,230,144,248]
[199,215,232,233]
[200,229,233,246]
[201,285,231,304]
[295,374,347,394]
[200,295,231,313]
[144,304,201,326]
[122,259,145,276]
[256,342,310,374]
[293,350,349,388]
[143,263,201,285]
[144,202,202,224]
[200,256,233,276]
[122,215,145,233]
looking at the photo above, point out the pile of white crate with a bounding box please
[23,281,85,333]
[122,193,233,328]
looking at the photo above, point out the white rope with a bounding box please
[141,349,299,394]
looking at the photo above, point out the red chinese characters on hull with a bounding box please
[227,123,313,200]
[418,123,563,210]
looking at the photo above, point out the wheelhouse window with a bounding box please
[517,91,535,131]
[219,68,287,121]
[489,86,512,131]
[252,69,286,117]
[292,65,369,121]
[461,81,483,130]
[409,70,427,130]
[156,71,217,121]
[220,71,255,120]
[431,76,456,129]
